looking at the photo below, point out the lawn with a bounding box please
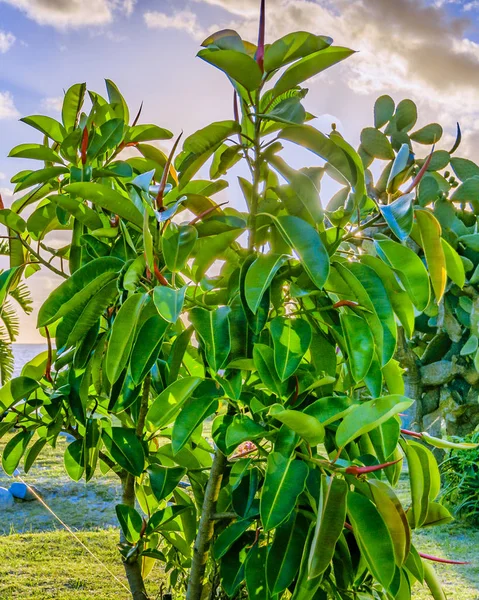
[0,434,478,599]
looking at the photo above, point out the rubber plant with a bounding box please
[0,2,476,600]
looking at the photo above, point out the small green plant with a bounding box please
[441,430,479,522]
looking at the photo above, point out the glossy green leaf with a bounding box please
[441,239,465,288]
[2,430,33,475]
[450,157,479,182]
[347,491,396,589]
[273,46,354,97]
[421,431,479,450]
[260,452,308,532]
[184,120,241,156]
[396,99,417,132]
[146,377,202,429]
[102,427,145,476]
[14,167,68,193]
[264,31,332,72]
[153,286,186,324]
[270,317,311,381]
[126,124,173,143]
[148,465,186,501]
[116,504,143,544]
[368,479,410,565]
[213,519,252,560]
[106,293,145,383]
[376,240,430,311]
[64,439,85,481]
[415,209,446,302]
[24,438,47,474]
[66,183,143,229]
[198,49,263,91]
[340,313,374,382]
[130,315,169,385]
[87,118,124,160]
[308,475,348,578]
[336,395,413,448]
[269,214,329,290]
[172,394,219,454]
[253,343,287,397]
[410,123,443,145]
[38,257,123,327]
[9,143,63,164]
[190,306,231,373]
[162,223,198,272]
[245,253,288,314]
[62,83,86,131]
[423,562,447,600]
[21,115,66,143]
[266,510,309,595]
[422,502,453,528]
[269,405,324,446]
[225,414,265,449]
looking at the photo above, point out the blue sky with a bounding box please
[1,0,479,340]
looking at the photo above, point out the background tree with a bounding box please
[355,99,479,438]
[0,3,477,600]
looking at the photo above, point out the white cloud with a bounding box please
[463,1,479,9]
[42,96,63,113]
[0,92,19,120]
[144,9,204,38]
[0,172,6,180]
[0,29,15,53]
[0,0,135,29]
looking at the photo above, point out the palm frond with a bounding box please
[10,283,33,315]
[0,301,20,342]
[0,240,9,256]
[0,328,14,384]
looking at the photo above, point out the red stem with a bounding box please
[256,0,265,72]
[344,457,402,475]
[401,428,423,439]
[419,552,469,565]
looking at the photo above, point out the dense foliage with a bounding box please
[0,4,477,600]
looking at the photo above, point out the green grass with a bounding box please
[0,435,478,598]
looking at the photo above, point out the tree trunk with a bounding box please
[120,376,151,600]
[396,328,423,430]
[186,449,227,600]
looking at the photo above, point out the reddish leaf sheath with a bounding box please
[256,0,265,72]
[401,428,423,439]
[189,202,228,226]
[80,127,89,165]
[419,552,469,565]
[344,457,402,475]
[153,261,169,286]
[333,300,359,309]
[131,101,143,127]
[156,132,182,210]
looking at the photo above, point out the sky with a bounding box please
[1,0,479,342]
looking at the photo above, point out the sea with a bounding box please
[12,344,48,377]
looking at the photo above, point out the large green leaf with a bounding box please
[336,395,413,448]
[66,183,143,229]
[106,293,145,383]
[172,381,220,454]
[38,257,123,327]
[213,519,253,560]
[253,343,287,398]
[260,452,308,532]
[410,123,443,145]
[269,405,324,446]
[360,127,395,160]
[102,427,145,476]
[146,377,202,429]
[130,315,169,385]
[340,313,374,382]
[264,32,332,72]
[225,415,266,449]
[115,504,143,544]
[9,143,63,164]
[273,46,354,97]
[21,115,66,143]
[87,118,124,160]
[197,49,263,91]
[148,465,187,501]
[375,240,430,311]
[269,215,329,290]
[0,377,39,410]
[2,430,33,475]
[244,253,288,314]
[270,317,312,380]
[190,306,231,373]
[415,209,446,302]
[374,95,395,129]
[162,223,198,272]
[441,239,465,288]
[308,475,348,578]
[62,83,86,131]
[184,121,241,156]
[266,510,309,595]
[64,439,85,481]
[153,286,186,324]
[347,492,396,589]
[14,167,68,193]
[126,124,173,143]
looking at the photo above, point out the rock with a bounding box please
[420,361,464,386]
[0,487,14,508]
[445,403,479,437]
[423,409,443,438]
[422,389,440,415]
[9,482,40,501]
